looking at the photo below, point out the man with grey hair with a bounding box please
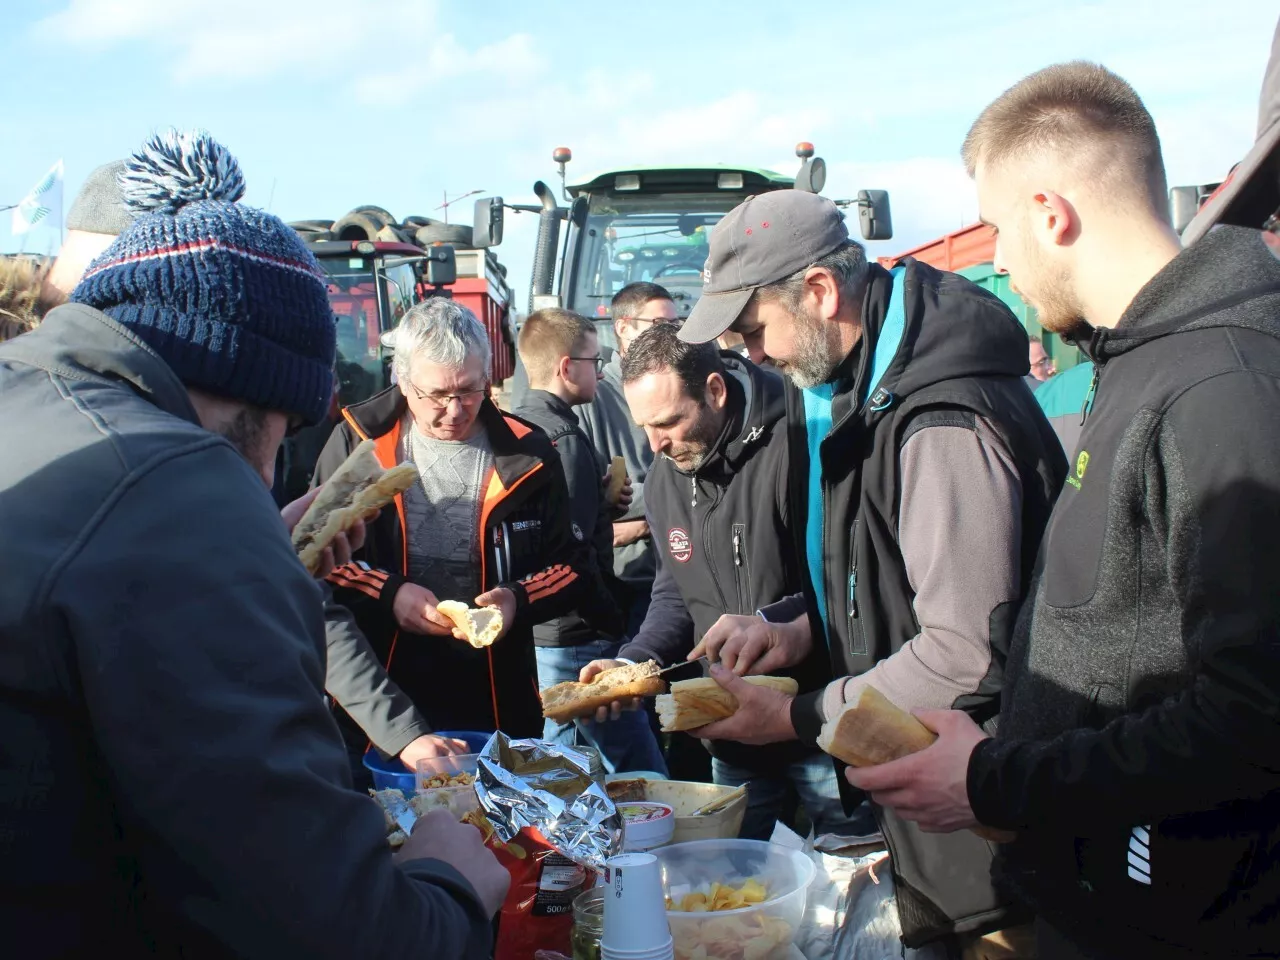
[676,190,1065,950]
[316,297,590,777]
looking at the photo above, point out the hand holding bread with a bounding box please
[541,660,666,722]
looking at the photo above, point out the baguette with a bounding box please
[291,440,418,574]
[541,660,666,723]
[605,455,627,506]
[818,685,1015,843]
[656,676,799,732]
[436,601,504,649]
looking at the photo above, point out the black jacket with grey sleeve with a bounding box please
[968,226,1280,959]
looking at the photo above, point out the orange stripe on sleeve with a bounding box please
[526,569,579,602]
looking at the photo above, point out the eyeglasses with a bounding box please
[570,356,606,373]
[404,376,488,409]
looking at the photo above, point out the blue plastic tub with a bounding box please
[363,730,493,793]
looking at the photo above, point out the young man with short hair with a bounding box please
[515,308,665,774]
[850,59,1280,959]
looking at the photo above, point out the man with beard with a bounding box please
[580,325,862,839]
[0,130,508,958]
[676,189,1065,951]
[847,58,1280,960]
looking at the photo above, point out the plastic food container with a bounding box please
[620,801,675,852]
[362,730,491,793]
[653,839,816,960]
[414,752,481,818]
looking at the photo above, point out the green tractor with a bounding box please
[473,144,892,399]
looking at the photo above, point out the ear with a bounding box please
[556,354,573,383]
[1036,191,1075,246]
[805,266,842,321]
[614,317,629,343]
[705,371,728,410]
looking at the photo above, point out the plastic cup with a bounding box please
[601,853,674,959]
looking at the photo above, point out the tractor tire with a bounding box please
[288,219,335,232]
[415,223,475,247]
[402,215,439,229]
[297,229,333,241]
[332,212,389,242]
[348,206,396,226]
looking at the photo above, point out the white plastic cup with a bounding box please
[601,853,674,959]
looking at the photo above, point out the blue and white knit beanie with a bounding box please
[70,130,336,424]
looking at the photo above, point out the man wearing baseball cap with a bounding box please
[678,189,1065,949]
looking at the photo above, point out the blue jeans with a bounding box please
[536,639,668,776]
[712,753,877,840]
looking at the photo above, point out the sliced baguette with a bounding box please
[436,601,504,649]
[605,455,627,506]
[818,685,1015,843]
[291,439,418,574]
[541,660,666,723]
[656,675,799,732]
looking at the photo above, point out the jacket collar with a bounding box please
[1,302,201,426]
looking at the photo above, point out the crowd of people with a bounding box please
[3,26,1280,960]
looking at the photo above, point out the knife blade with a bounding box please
[382,791,418,836]
[657,655,710,677]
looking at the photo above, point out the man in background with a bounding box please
[515,307,666,774]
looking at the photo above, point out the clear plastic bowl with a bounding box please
[415,754,480,818]
[652,839,815,960]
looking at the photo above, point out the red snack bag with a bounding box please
[466,811,595,960]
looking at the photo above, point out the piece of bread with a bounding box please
[605,455,627,506]
[291,440,418,574]
[541,660,666,723]
[818,685,1016,843]
[656,676,799,732]
[436,601,504,648]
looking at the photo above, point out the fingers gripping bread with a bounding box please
[655,676,799,732]
[605,455,627,505]
[292,440,418,574]
[541,660,666,722]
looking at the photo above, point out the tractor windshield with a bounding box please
[568,193,737,346]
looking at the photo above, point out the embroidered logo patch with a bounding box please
[571,522,584,542]
[1067,449,1090,490]
[667,527,693,563]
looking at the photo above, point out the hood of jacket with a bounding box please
[1083,225,1280,363]
[0,301,200,425]
[848,259,1032,410]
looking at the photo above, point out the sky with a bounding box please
[3,0,1277,305]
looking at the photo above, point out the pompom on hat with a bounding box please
[70,130,336,425]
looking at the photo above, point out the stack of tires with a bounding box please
[288,206,475,248]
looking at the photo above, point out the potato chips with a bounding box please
[665,879,792,960]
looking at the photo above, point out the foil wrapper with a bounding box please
[476,733,623,871]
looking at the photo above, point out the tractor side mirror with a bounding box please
[473,196,505,248]
[423,244,457,286]
[857,190,893,241]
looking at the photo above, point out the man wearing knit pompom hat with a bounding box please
[0,130,507,958]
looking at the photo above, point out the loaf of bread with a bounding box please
[541,660,666,723]
[291,440,418,574]
[436,601,504,648]
[818,685,1015,843]
[655,676,799,732]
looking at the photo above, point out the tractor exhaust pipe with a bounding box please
[528,181,561,312]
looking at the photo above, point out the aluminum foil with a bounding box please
[476,733,623,871]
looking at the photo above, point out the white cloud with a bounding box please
[34,0,437,81]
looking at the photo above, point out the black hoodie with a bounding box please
[969,226,1280,958]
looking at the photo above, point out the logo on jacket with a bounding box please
[1067,449,1090,490]
[511,520,542,532]
[668,527,693,563]
[571,522,584,541]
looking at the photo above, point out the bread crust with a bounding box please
[292,440,417,574]
[541,660,665,722]
[655,676,799,732]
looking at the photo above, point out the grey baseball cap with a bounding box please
[65,160,133,235]
[679,190,849,344]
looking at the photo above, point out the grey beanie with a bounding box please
[65,160,133,235]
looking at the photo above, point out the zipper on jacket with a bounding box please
[1079,362,1101,426]
[847,517,867,657]
[732,523,750,615]
[701,486,732,613]
[690,473,698,508]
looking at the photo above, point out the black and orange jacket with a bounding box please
[315,386,587,739]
